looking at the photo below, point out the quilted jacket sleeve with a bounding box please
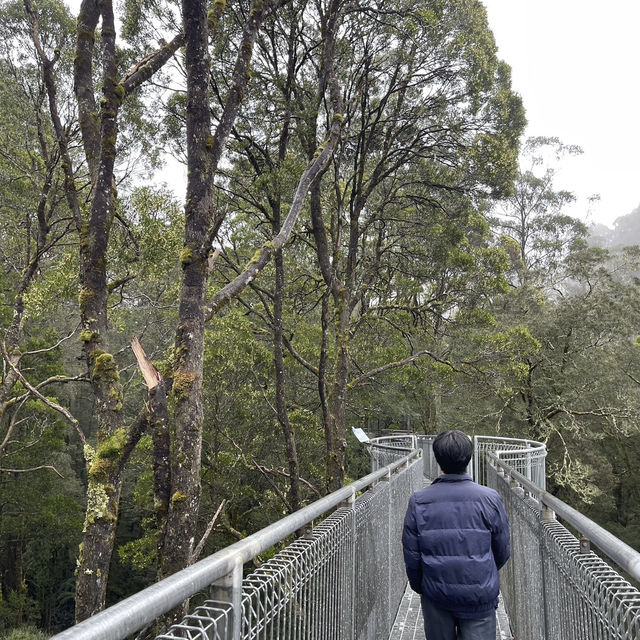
[490,495,510,570]
[402,495,422,593]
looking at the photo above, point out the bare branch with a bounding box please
[254,464,322,499]
[247,284,319,377]
[192,499,226,561]
[0,341,86,446]
[251,457,291,511]
[121,31,186,96]
[0,396,29,455]
[624,370,640,386]
[0,465,64,478]
[282,334,319,377]
[205,113,344,320]
[20,323,80,359]
[348,350,457,389]
[108,274,137,294]
[207,247,223,275]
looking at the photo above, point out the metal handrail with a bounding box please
[475,435,545,450]
[51,448,420,640]
[368,435,416,450]
[489,453,640,583]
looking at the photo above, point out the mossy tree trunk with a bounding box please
[21,0,125,621]
[66,0,184,621]
[273,242,301,513]
[155,0,211,583]
[268,17,301,513]
[327,288,351,490]
[72,0,129,620]
[156,0,275,590]
[311,171,352,490]
[156,0,345,598]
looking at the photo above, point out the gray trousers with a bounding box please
[421,597,496,640]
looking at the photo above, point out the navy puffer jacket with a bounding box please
[402,473,510,619]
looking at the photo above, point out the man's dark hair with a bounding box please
[433,430,472,474]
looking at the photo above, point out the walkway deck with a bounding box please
[389,586,425,640]
[388,585,513,640]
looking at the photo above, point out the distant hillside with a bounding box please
[589,203,640,248]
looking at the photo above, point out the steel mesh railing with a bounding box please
[51,431,640,640]
[474,435,546,489]
[156,601,233,640]
[159,459,423,640]
[51,448,422,640]
[238,505,356,640]
[369,433,547,487]
[489,456,640,640]
[161,455,423,640]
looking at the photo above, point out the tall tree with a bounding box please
[307,0,525,489]
[0,4,86,627]
[492,136,585,287]
[16,0,183,619]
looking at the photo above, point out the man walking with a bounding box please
[402,430,510,640]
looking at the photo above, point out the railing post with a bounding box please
[541,503,555,522]
[210,560,243,640]
[342,487,356,640]
[473,436,479,484]
[382,467,393,637]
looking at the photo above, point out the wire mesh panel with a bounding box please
[155,601,233,640]
[489,464,640,640]
[388,461,422,622]
[240,507,355,640]
[489,469,545,640]
[541,522,640,640]
[370,448,402,472]
[354,483,390,640]
[156,456,422,640]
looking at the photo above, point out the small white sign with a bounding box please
[351,427,370,443]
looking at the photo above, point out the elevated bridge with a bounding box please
[52,435,640,640]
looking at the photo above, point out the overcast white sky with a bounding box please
[482,0,640,227]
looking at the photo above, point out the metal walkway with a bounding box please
[388,586,425,640]
[51,434,640,640]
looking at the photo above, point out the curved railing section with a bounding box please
[473,435,547,489]
[369,433,547,489]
